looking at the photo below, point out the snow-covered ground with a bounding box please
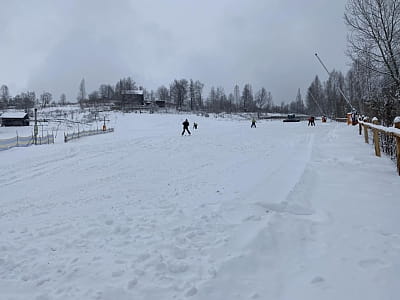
[1,113,399,300]
[0,107,114,143]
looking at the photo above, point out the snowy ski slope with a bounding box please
[1,113,399,300]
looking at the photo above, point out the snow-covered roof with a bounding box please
[1,112,28,119]
[394,116,400,124]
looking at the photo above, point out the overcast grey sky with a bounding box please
[0,0,349,103]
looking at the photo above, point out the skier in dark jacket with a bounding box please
[182,119,191,135]
[251,118,256,128]
[308,116,315,126]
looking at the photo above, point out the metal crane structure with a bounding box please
[314,53,356,113]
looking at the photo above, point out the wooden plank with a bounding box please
[363,124,369,144]
[372,118,381,157]
[373,129,381,157]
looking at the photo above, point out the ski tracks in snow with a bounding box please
[192,125,321,300]
[2,115,400,300]
[1,116,323,300]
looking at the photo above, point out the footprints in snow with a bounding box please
[257,201,316,217]
[310,276,325,284]
[358,258,387,269]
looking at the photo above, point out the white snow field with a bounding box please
[1,113,400,300]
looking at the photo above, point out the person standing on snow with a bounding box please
[251,118,256,128]
[311,116,315,126]
[182,119,191,135]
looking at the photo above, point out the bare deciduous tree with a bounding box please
[77,78,86,104]
[170,79,188,109]
[59,93,67,105]
[99,84,114,100]
[40,91,52,108]
[345,0,400,89]
[157,85,170,101]
[255,88,268,111]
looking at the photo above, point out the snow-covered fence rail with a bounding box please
[64,128,114,143]
[358,117,400,175]
[0,133,54,151]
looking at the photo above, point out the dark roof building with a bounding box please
[1,112,30,126]
[120,90,144,108]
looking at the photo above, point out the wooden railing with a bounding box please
[358,118,400,175]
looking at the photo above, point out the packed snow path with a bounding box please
[1,114,399,300]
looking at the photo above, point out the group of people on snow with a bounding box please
[181,119,198,135]
[308,116,316,126]
[181,115,320,135]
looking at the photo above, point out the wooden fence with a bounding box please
[358,118,400,175]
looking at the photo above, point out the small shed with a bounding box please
[1,112,30,126]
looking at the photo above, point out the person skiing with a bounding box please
[308,116,315,126]
[193,122,198,130]
[182,119,191,135]
[251,118,256,128]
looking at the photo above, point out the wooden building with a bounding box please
[121,90,144,107]
[0,112,30,126]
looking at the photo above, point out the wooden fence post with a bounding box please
[395,117,400,176]
[363,124,369,144]
[363,117,369,144]
[396,135,400,176]
[359,123,362,135]
[372,117,381,157]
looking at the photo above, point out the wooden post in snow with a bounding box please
[372,117,381,157]
[363,117,369,144]
[363,124,369,144]
[394,117,400,176]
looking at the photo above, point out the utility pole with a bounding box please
[34,108,38,145]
